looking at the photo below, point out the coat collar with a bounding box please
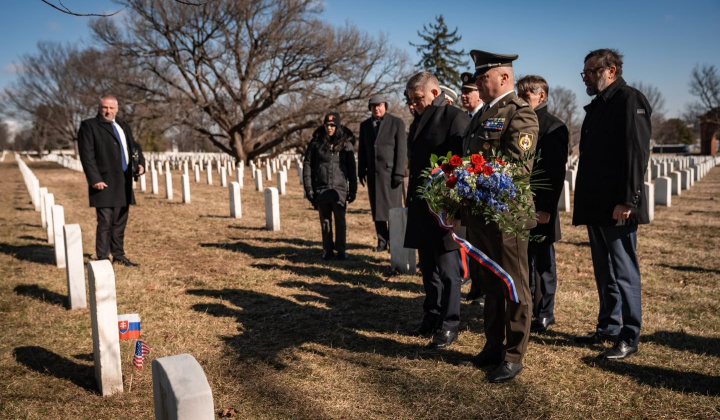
[412,93,447,142]
[585,77,626,110]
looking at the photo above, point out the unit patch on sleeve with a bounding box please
[518,132,534,151]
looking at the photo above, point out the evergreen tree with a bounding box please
[409,15,468,88]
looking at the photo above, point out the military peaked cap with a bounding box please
[470,50,518,77]
[460,72,478,90]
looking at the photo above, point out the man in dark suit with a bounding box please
[78,94,145,266]
[458,50,538,383]
[358,94,407,252]
[404,72,470,349]
[517,75,569,333]
[573,49,651,360]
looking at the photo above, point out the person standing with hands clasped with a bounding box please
[78,94,145,267]
[358,94,407,252]
[516,75,569,334]
[303,113,357,261]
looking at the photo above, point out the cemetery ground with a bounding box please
[0,154,718,420]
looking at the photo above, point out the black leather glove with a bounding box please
[391,175,403,189]
[306,192,314,206]
[347,193,356,204]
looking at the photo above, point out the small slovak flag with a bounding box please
[133,340,152,369]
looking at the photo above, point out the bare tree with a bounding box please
[547,85,580,152]
[0,119,11,150]
[91,0,411,162]
[40,0,214,17]
[689,64,720,124]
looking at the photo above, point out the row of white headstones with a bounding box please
[554,154,719,221]
[16,154,215,420]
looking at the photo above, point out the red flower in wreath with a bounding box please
[494,157,506,166]
[449,155,463,167]
[481,165,494,176]
[441,163,454,174]
[446,175,458,188]
[470,154,486,167]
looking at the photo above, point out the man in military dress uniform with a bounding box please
[458,51,539,383]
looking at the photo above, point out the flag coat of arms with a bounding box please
[118,314,141,340]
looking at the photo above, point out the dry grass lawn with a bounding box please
[0,153,718,419]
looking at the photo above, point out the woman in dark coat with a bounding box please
[303,113,357,260]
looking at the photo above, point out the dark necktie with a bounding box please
[111,123,128,171]
[374,119,382,136]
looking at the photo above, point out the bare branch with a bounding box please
[40,0,124,17]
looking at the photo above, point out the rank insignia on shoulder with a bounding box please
[518,132,534,151]
[482,118,505,131]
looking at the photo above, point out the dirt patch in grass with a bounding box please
[0,154,718,419]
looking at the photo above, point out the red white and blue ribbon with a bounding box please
[424,166,519,303]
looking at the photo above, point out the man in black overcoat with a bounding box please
[78,94,145,266]
[573,49,651,360]
[403,72,470,349]
[517,75,569,333]
[358,94,407,252]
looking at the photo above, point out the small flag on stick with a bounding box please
[133,340,152,369]
[118,314,141,340]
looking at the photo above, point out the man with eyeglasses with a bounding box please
[403,71,470,350]
[573,49,652,360]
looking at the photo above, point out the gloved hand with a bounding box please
[359,176,366,187]
[347,193,356,204]
[306,192,314,206]
[391,175,403,189]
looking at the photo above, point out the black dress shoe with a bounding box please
[336,252,349,260]
[407,321,436,337]
[470,296,485,308]
[113,256,140,267]
[457,351,502,368]
[488,361,523,383]
[602,341,638,360]
[373,243,388,252]
[574,331,619,345]
[530,317,555,333]
[427,329,457,349]
[322,251,334,260]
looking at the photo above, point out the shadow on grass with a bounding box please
[14,284,67,307]
[13,346,96,393]
[251,262,422,294]
[187,282,471,369]
[19,235,45,242]
[643,330,720,358]
[656,263,720,275]
[0,242,55,265]
[559,240,591,248]
[581,356,720,396]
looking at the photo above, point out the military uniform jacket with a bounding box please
[78,115,145,208]
[573,77,651,226]
[404,94,470,250]
[357,113,407,221]
[530,104,569,243]
[461,91,539,231]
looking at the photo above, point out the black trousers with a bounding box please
[528,241,557,320]
[418,247,462,332]
[317,201,346,253]
[374,221,389,246]
[96,206,129,260]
